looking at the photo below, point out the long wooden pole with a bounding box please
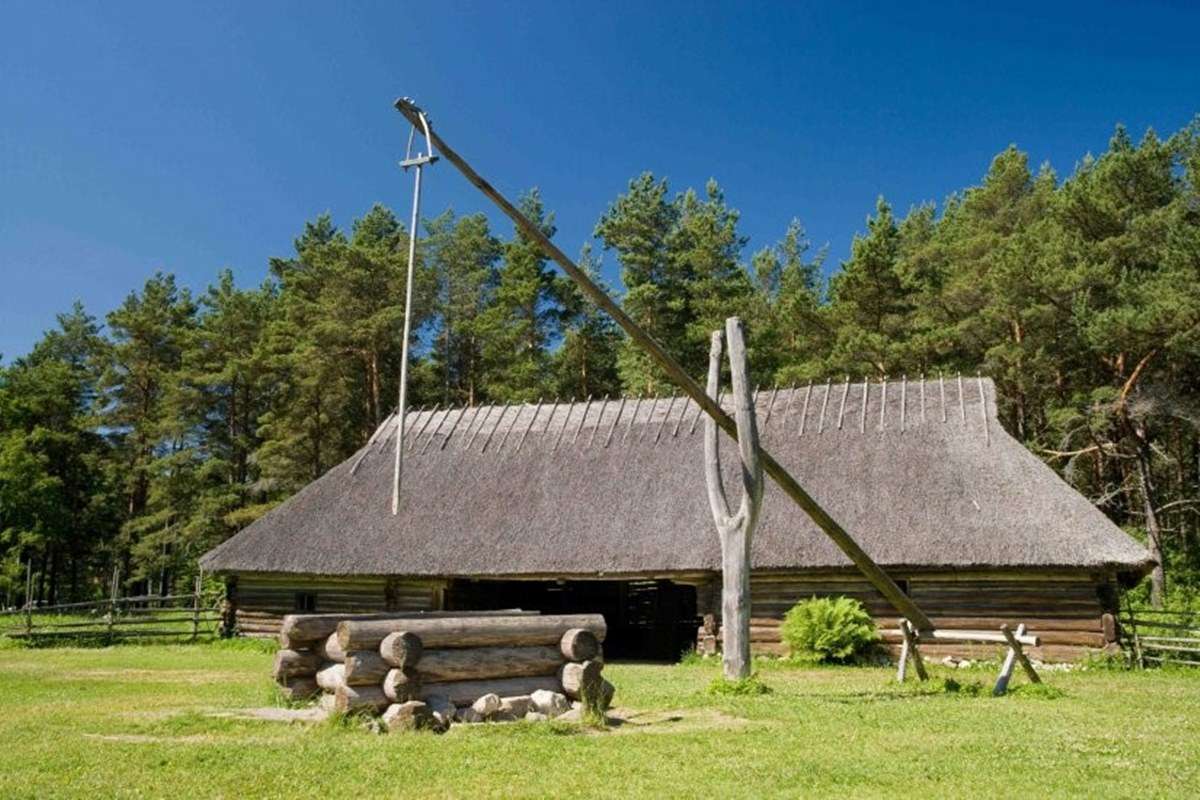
[393,98,933,632]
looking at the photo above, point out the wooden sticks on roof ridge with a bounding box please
[346,376,994,475]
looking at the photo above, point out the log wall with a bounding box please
[232,573,445,637]
[696,569,1121,662]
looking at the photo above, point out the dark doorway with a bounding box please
[444,579,698,662]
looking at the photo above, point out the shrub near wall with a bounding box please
[780,597,878,663]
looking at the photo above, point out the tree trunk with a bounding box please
[1134,442,1166,607]
[720,522,752,679]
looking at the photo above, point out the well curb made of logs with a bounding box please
[271,611,614,732]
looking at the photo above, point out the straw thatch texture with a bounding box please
[200,378,1152,579]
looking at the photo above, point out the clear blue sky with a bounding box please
[2,1,1198,361]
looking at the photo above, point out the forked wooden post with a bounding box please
[703,318,764,680]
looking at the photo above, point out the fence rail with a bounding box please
[1120,608,1200,668]
[0,574,224,644]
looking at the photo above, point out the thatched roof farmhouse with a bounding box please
[202,378,1151,661]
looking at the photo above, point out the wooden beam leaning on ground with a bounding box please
[393,97,934,633]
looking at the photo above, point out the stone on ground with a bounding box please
[382,701,435,732]
[530,689,570,718]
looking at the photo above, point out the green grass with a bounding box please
[1,643,1198,799]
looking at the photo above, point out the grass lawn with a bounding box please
[1,639,1197,799]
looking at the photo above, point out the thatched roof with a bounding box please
[201,377,1152,580]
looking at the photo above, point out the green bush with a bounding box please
[780,596,879,663]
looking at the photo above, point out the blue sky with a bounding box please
[2,1,1198,361]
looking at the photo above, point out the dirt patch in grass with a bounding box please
[210,706,331,725]
[77,668,248,684]
[601,706,756,734]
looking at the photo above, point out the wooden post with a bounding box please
[896,619,910,682]
[191,571,202,642]
[899,620,927,681]
[703,319,764,681]
[1000,624,1041,685]
[107,565,119,642]
[993,623,1026,696]
[24,560,33,636]
[1124,596,1145,669]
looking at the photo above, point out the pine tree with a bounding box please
[478,190,560,402]
[425,211,501,405]
[825,198,914,376]
[595,172,684,394]
[749,219,829,383]
[96,273,196,592]
[554,244,622,399]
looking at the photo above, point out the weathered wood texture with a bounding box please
[272,648,322,680]
[343,651,391,685]
[419,675,563,706]
[334,684,391,714]
[703,319,763,682]
[559,628,600,661]
[415,645,563,682]
[379,631,424,668]
[339,613,606,652]
[317,632,347,663]
[280,608,530,648]
[234,574,444,637]
[279,676,319,701]
[383,667,423,702]
[315,662,346,692]
[559,659,603,701]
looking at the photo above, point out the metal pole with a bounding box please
[393,163,423,514]
[392,98,934,632]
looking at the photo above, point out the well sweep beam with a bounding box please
[393,97,933,632]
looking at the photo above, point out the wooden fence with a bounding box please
[1120,608,1200,668]
[0,573,223,644]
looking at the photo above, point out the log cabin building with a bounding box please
[200,378,1152,662]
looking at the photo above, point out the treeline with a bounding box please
[2,121,1198,608]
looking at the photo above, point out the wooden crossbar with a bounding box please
[896,619,1044,695]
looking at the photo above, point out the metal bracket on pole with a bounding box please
[392,99,437,515]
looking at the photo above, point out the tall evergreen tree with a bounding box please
[554,244,622,399]
[595,172,685,394]
[425,211,501,405]
[478,190,560,402]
